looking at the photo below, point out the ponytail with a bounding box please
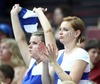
[78,36,86,43]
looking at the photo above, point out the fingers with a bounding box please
[37,43,56,63]
[33,7,47,12]
[38,42,46,55]
[47,44,55,55]
[12,4,19,9]
[11,4,21,13]
[44,8,47,11]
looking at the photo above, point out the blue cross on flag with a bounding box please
[18,7,38,33]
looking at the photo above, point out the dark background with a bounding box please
[0,0,100,27]
[0,0,100,40]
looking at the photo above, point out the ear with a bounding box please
[74,30,81,38]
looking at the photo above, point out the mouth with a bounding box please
[59,36,63,39]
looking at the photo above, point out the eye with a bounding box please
[1,46,9,49]
[92,50,96,54]
[32,41,38,45]
[29,41,38,45]
[59,27,69,31]
[63,27,68,31]
[58,28,61,31]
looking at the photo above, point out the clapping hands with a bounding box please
[37,42,58,64]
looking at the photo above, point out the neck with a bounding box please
[36,58,41,65]
[64,45,77,54]
[64,40,78,53]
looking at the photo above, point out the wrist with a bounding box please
[50,61,57,66]
[43,60,48,64]
[11,12,18,17]
[35,9,42,14]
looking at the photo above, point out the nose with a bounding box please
[94,52,99,59]
[59,30,63,35]
[28,43,32,49]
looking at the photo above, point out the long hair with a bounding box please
[0,38,25,67]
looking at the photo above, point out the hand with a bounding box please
[33,7,47,13]
[37,42,48,63]
[46,44,57,63]
[37,42,58,64]
[10,4,21,15]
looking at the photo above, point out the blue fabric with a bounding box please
[55,71,89,80]
[22,62,42,84]
[0,23,12,36]
[54,52,64,84]
[57,52,64,65]
[54,71,89,84]
[18,8,38,33]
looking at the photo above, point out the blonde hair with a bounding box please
[0,38,25,67]
[32,29,45,43]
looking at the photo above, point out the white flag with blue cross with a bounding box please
[18,7,38,33]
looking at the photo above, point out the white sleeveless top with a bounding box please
[55,48,90,84]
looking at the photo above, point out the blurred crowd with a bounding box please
[0,2,100,84]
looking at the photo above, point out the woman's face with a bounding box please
[58,21,77,44]
[88,48,100,64]
[0,42,11,62]
[28,35,42,59]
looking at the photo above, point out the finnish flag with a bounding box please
[18,7,38,33]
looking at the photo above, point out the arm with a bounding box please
[51,60,87,83]
[45,44,88,84]
[10,4,31,66]
[38,42,54,84]
[62,81,76,84]
[33,8,57,49]
[42,62,51,84]
[34,8,58,84]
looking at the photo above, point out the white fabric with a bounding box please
[57,48,90,84]
[19,8,38,33]
[28,58,43,75]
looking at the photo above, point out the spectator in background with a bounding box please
[0,23,13,40]
[53,7,64,50]
[53,6,71,31]
[0,64,14,84]
[0,38,26,84]
[85,39,100,84]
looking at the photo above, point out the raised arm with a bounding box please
[33,8,57,49]
[33,8,57,84]
[10,4,31,66]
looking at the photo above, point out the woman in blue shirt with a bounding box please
[10,4,45,84]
